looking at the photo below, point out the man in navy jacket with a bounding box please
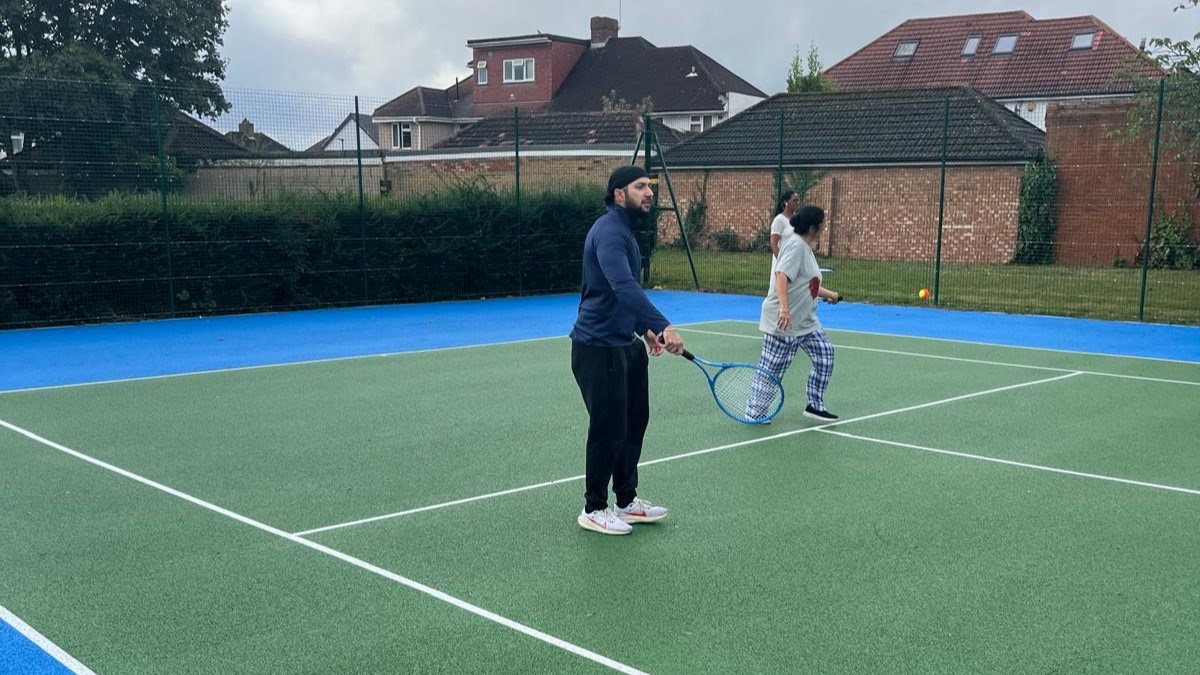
[570,165,685,536]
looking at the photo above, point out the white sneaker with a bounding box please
[578,508,633,535]
[614,497,668,524]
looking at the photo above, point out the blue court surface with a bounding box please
[1,292,1197,394]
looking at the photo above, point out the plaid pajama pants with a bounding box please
[757,329,835,411]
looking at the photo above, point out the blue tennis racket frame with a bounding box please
[681,349,784,424]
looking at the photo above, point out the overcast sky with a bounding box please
[221,0,1193,98]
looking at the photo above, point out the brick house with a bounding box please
[662,87,1045,264]
[372,82,478,152]
[371,16,765,150]
[825,11,1161,129]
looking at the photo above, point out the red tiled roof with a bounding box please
[826,11,1162,99]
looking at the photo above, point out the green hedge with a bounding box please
[0,185,629,327]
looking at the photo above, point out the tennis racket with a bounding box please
[680,350,784,424]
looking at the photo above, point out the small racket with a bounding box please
[680,349,784,424]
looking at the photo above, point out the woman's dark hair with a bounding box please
[789,205,826,235]
[774,190,797,216]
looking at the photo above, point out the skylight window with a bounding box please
[994,35,1018,54]
[894,40,919,58]
[962,36,981,56]
[1070,32,1095,50]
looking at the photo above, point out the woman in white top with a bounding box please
[770,190,800,258]
[768,190,800,291]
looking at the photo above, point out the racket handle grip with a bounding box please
[681,349,695,361]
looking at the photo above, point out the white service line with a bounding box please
[294,372,1081,536]
[0,334,568,396]
[0,419,647,675]
[0,604,97,675]
[818,429,1200,497]
[680,327,1200,386]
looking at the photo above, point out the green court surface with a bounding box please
[2,322,1198,673]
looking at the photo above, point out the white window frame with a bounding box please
[502,58,535,83]
[476,61,488,85]
[994,35,1018,54]
[689,115,702,132]
[1070,32,1095,50]
[391,122,412,149]
[894,40,919,58]
[962,36,981,56]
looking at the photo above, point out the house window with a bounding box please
[994,35,1018,54]
[391,123,412,149]
[962,36,981,56]
[1070,32,1095,50]
[894,40,919,58]
[503,58,535,83]
[689,115,702,132]
[477,60,488,85]
[703,115,713,131]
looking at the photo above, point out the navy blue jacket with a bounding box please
[570,206,670,346]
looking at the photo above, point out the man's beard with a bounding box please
[622,190,651,221]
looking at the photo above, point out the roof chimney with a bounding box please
[590,16,618,48]
[238,119,254,136]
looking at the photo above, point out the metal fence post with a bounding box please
[933,95,950,304]
[354,96,368,302]
[776,108,784,199]
[153,85,176,316]
[514,107,522,295]
[1137,79,1166,322]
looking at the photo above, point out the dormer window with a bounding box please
[503,58,535,83]
[1070,32,1095,50]
[476,61,488,85]
[994,35,1018,54]
[894,40,919,58]
[962,36,981,56]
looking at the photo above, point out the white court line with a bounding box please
[295,475,587,537]
[712,319,1200,365]
[0,604,96,675]
[681,327,1200,387]
[0,334,566,396]
[0,319,723,396]
[0,419,646,675]
[294,372,1081,536]
[819,429,1200,497]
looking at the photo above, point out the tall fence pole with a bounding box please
[1137,79,1166,322]
[354,96,368,302]
[153,85,176,317]
[933,95,950,304]
[776,108,784,198]
[514,107,523,295]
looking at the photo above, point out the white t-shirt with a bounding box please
[768,213,796,291]
[770,213,794,241]
[760,236,822,337]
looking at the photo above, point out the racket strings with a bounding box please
[712,366,782,422]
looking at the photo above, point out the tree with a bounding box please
[0,1,231,194]
[786,42,837,93]
[1119,1,1200,197]
[0,0,229,116]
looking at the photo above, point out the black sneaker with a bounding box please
[804,405,838,421]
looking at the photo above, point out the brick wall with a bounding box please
[1045,99,1198,266]
[384,155,624,198]
[182,164,385,200]
[664,165,1024,264]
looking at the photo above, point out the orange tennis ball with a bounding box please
[918,288,931,300]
